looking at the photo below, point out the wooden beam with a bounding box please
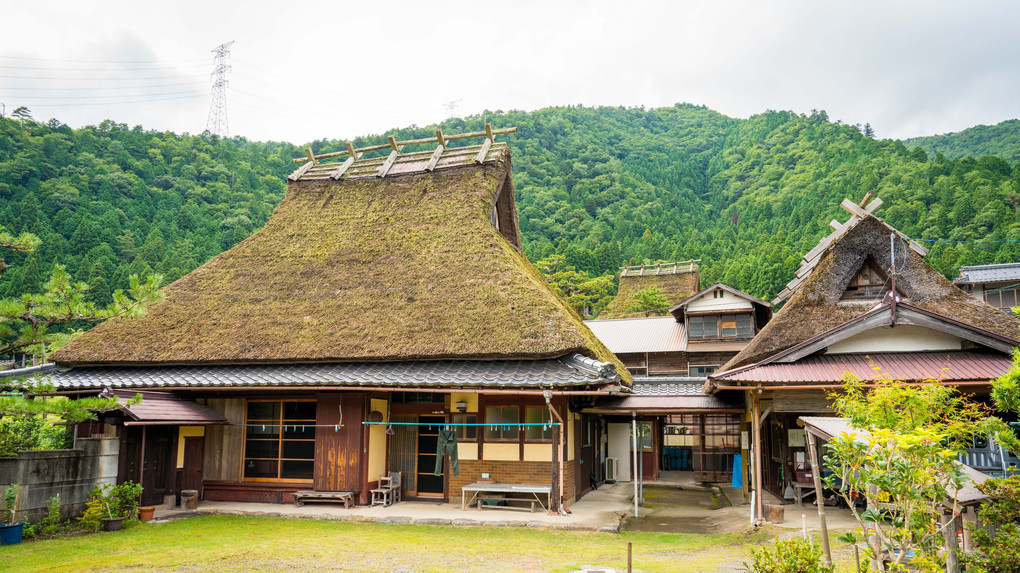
[485,123,494,141]
[426,145,445,172]
[435,129,446,147]
[304,147,316,164]
[473,137,493,164]
[329,153,360,180]
[388,135,400,151]
[346,141,357,158]
[287,160,317,181]
[377,147,402,178]
[858,190,874,209]
[829,219,842,231]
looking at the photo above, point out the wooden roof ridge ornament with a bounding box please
[618,259,701,278]
[329,143,361,180]
[772,192,929,306]
[288,124,517,181]
[427,129,446,172]
[377,136,403,178]
[287,147,318,181]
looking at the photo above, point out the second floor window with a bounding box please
[689,313,753,340]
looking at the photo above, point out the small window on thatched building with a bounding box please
[689,313,753,340]
[842,259,890,299]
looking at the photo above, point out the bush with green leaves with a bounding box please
[967,475,1020,573]
[77,481,144,532]
[743,538,834,573]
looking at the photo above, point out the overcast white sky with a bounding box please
[2,1,1017,144]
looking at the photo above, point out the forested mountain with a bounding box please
[1,105,1019,317]
[903,119,1020,163]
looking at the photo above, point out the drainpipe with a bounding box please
[543,391,566,515]
[632,411,639,518]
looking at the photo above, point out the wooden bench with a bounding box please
[292,491,355,508]
[476,495,540,513]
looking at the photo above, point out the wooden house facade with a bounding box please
[48,130,628,510]
[585,280,771,483]
[709,196,1020,516]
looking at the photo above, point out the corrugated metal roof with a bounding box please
[47,354,618,391]
[714,351,1012,384]
[956,262,1020,285]
[108,390,228,425]
[799,416,990,506]
[585,316,686,353]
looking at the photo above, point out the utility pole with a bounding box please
[205,41,234,137]
[443,99,463,119]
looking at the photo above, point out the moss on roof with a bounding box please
[722,215,1020,371]
[53,151,629,383]
[600,266,701,319]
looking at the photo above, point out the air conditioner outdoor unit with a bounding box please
[605,457,618,483]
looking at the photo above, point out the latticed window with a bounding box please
[843,261,889,299]
[243,400,316,481]
[689,313,753,340]
[484,406,519,441]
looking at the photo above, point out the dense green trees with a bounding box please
[1,105,1018,324]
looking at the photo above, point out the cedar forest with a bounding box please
[1,104,1019,325]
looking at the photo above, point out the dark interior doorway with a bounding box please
[182,436,204,498]
[416,416,444,497]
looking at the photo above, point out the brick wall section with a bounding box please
[450,460,576,506]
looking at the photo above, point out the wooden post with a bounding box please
[550,423,560,514]
[752,391,763,525]
[943,512,961,573]
[806,431,832,566]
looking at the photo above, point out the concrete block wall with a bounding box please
[0,437,119,523]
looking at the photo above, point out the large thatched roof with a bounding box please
[53,148,625,379]
[600,261,701,318]
[720,214,1020,371]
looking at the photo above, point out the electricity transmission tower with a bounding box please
[205,41,234,137]
[443,99,463,119]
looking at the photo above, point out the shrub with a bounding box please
[968,475,1020,573]
[77,481,144,532]
[743,538,834,573]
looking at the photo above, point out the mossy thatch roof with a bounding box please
[53,150,627,382]
[721,215,1020,371]
[600,262,701,319]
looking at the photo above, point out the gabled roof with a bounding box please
[600,260,701,319]
[52,143,627,384]
[668,282,771,323]
[955,262,1020,285]
[718,212,1020,372]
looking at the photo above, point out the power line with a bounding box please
[1,89,205,100]
[22,93,206,108]
[910,237,1020,244]
[0,55,208,64]
[0,81,204,92]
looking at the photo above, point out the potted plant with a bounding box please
[1,484,24,545]
[101,500,123,532]
[138,506,156,522]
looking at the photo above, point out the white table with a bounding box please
[460,483,552,512]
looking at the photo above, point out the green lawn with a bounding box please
[0,515,832,572]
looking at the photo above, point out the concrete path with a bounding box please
[154,484,635,532]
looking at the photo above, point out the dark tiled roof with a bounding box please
[956,262,1020,284]
[48,354,619,391]
[631,380,706,396]
[713,351,1012,385]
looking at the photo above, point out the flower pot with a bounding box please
[0,522,24,545]
[139,506,156,522]
[102,517,123,532]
